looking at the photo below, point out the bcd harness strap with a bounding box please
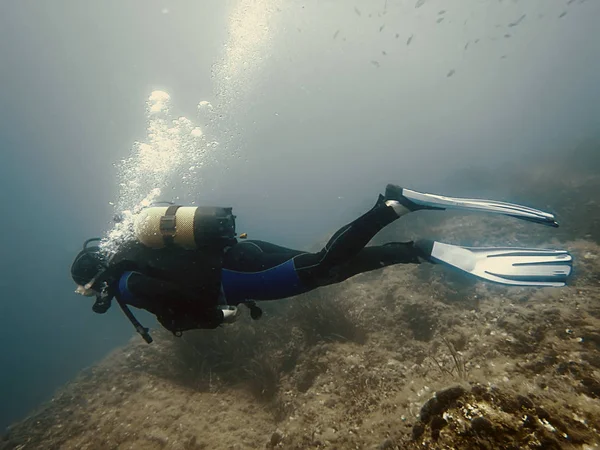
[160,205,180,246]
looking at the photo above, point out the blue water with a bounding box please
[1,0,600,433]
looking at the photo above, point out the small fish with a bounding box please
[395,33,400,38]
[475,38,480,44]
[371,60,381,68]
[559,11,567,18]
[437,17,444,24]
[438,10,446,15]
[567,0,576,4]
[382,50,387,56]
[407,34,414,45]
[504,34,511,38]
[415,0,426,8]
[447,69,455,77]
[333,30,340,39]
[464,41,470,50]
[501,55,507,59]
[354,6,362,16]
[508,14,526,27]
[380,24,385,32]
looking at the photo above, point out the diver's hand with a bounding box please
[91,283,114,314]
[92,297,111,314]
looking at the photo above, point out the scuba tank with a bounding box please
[133,205,237,250]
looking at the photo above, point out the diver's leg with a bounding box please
[220,194,413,303]
[294,195,410,282]
[297,242,422,287]
[239,240,306,255]
[334,242,421,281]
[224,240,305,272]
[221,241,310,303]
[221,237,422,303]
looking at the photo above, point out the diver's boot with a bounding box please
[384,184,438,213]
[314,194,411,270]
[378,186,416,218]
[381,241,422,264]
[385,184,558,227]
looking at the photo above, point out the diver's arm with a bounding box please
[88,259,140,292]
[89,260,140,314]
[90,275,121,314]
[86,261,135,314]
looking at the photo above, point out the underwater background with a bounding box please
[1,0,599,447]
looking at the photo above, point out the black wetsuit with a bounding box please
[221,195,420,303]
[92,195,421,332]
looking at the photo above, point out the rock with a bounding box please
[378,438,394,449]
[321,427,338,442]
[435,386,466,407]
[420,386,466,422]
[419,397,438,423]
[430,415,448,440]
[471,416,494,434]
[516,395,534,410]
[412,423,425,440]
[270,430,283,446]
[580,377,600,398]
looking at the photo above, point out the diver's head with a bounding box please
[71,241,107,289]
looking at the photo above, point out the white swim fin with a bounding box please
[385,184,559,227]
[415,240,573,287]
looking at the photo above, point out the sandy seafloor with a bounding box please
[2,149,600,450]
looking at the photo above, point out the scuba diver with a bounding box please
[71,184,573,343]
